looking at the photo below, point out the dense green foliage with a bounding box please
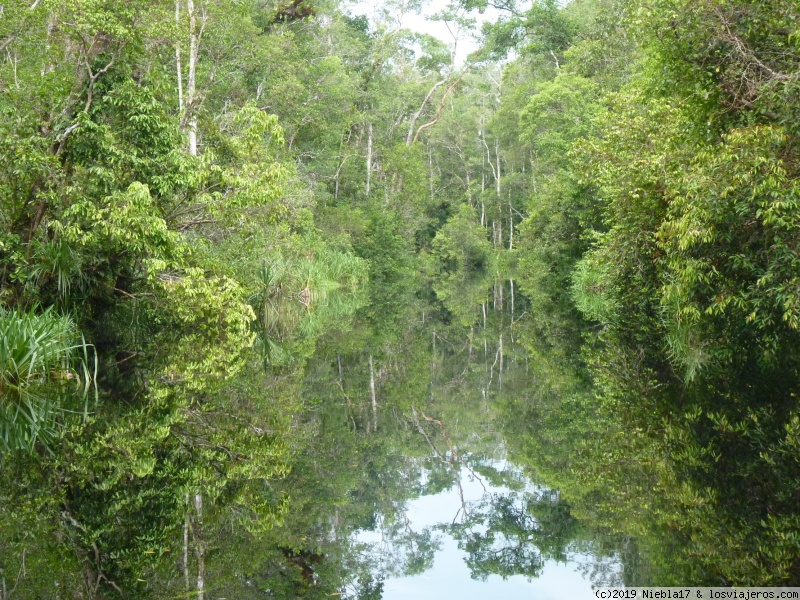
[488,0,800,585]
[2,0,800,595]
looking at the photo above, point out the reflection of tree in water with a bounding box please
[351,575,385,600]
[385,521,441,577]
[573,537,639,589]
[303,276,667,593]
[362,481,443,579]
[419,460,460,496]
[444,488,577,581]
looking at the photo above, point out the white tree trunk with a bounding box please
[369,355,377,432]
[183,494,190,591]
[498,219,502,250]
[510,279,515,321]
[186,0,198,156]
[176,0,184,114]
[428,143,435,197]
[495,138,501,197]
[195,492,205,600]
[406,79,446,146]
[508,199,513,250]
[365,122,373,196]
[498,334,503,389]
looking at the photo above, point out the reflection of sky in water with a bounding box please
[356,461,623,598]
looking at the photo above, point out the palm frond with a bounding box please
[0,307,95,453]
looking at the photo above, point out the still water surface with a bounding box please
[294,277,800,593]
[302,280,650,595]
[358,462,618,598]
[5,278,796,597]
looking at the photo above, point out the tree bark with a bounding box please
[195,492,205,600]
[510,279,515,322]
[495,139,501,196]
[428,142,435,197]
[176,0,184,114]
[497,219,502,250]
[185,0,202,156]
[365,122,372,196]
[412,75,464,144]
[406,79,446,146]
[183,494,190,591]
[508,197,513,250]
[369,355,377,432]
[498,333,503,389]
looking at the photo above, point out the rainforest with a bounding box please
[1,0,799,597]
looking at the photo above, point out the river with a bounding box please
[285,276,689,596]
[2,275,797,597]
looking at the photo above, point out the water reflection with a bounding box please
[4,275,797,598]
[331,278,642,594]
[356,458,626,598]
[316,274,798,592]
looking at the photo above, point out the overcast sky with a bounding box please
[347,0,504,65]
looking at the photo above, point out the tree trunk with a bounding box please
[406,79,446,146]
[186,0,199,156]
[508,197,514,251]
[334,133,348,201]
[499,279,503,310]
[428,143,435,197]
[498,219,502,249]
[195,492,205,600]
[412,75,464,144]
[176,0,183,114]
[183,494,190,591]
[498,333,503,389]
[495,138,501,197]
[510,279,515,322]
[365,122,372,196]
[369,355,377,432]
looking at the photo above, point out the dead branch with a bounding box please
[415,408,488,493]
[406,78,447,146]
[410,406,446,462]
[710,6,798,107]
[412,73,465,144]
[0,36,16,54]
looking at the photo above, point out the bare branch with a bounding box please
[412,73,465,144]
[714,6,793,83]
[0,36,16,54]
[406,78,447,146]
[549,50,560,70]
